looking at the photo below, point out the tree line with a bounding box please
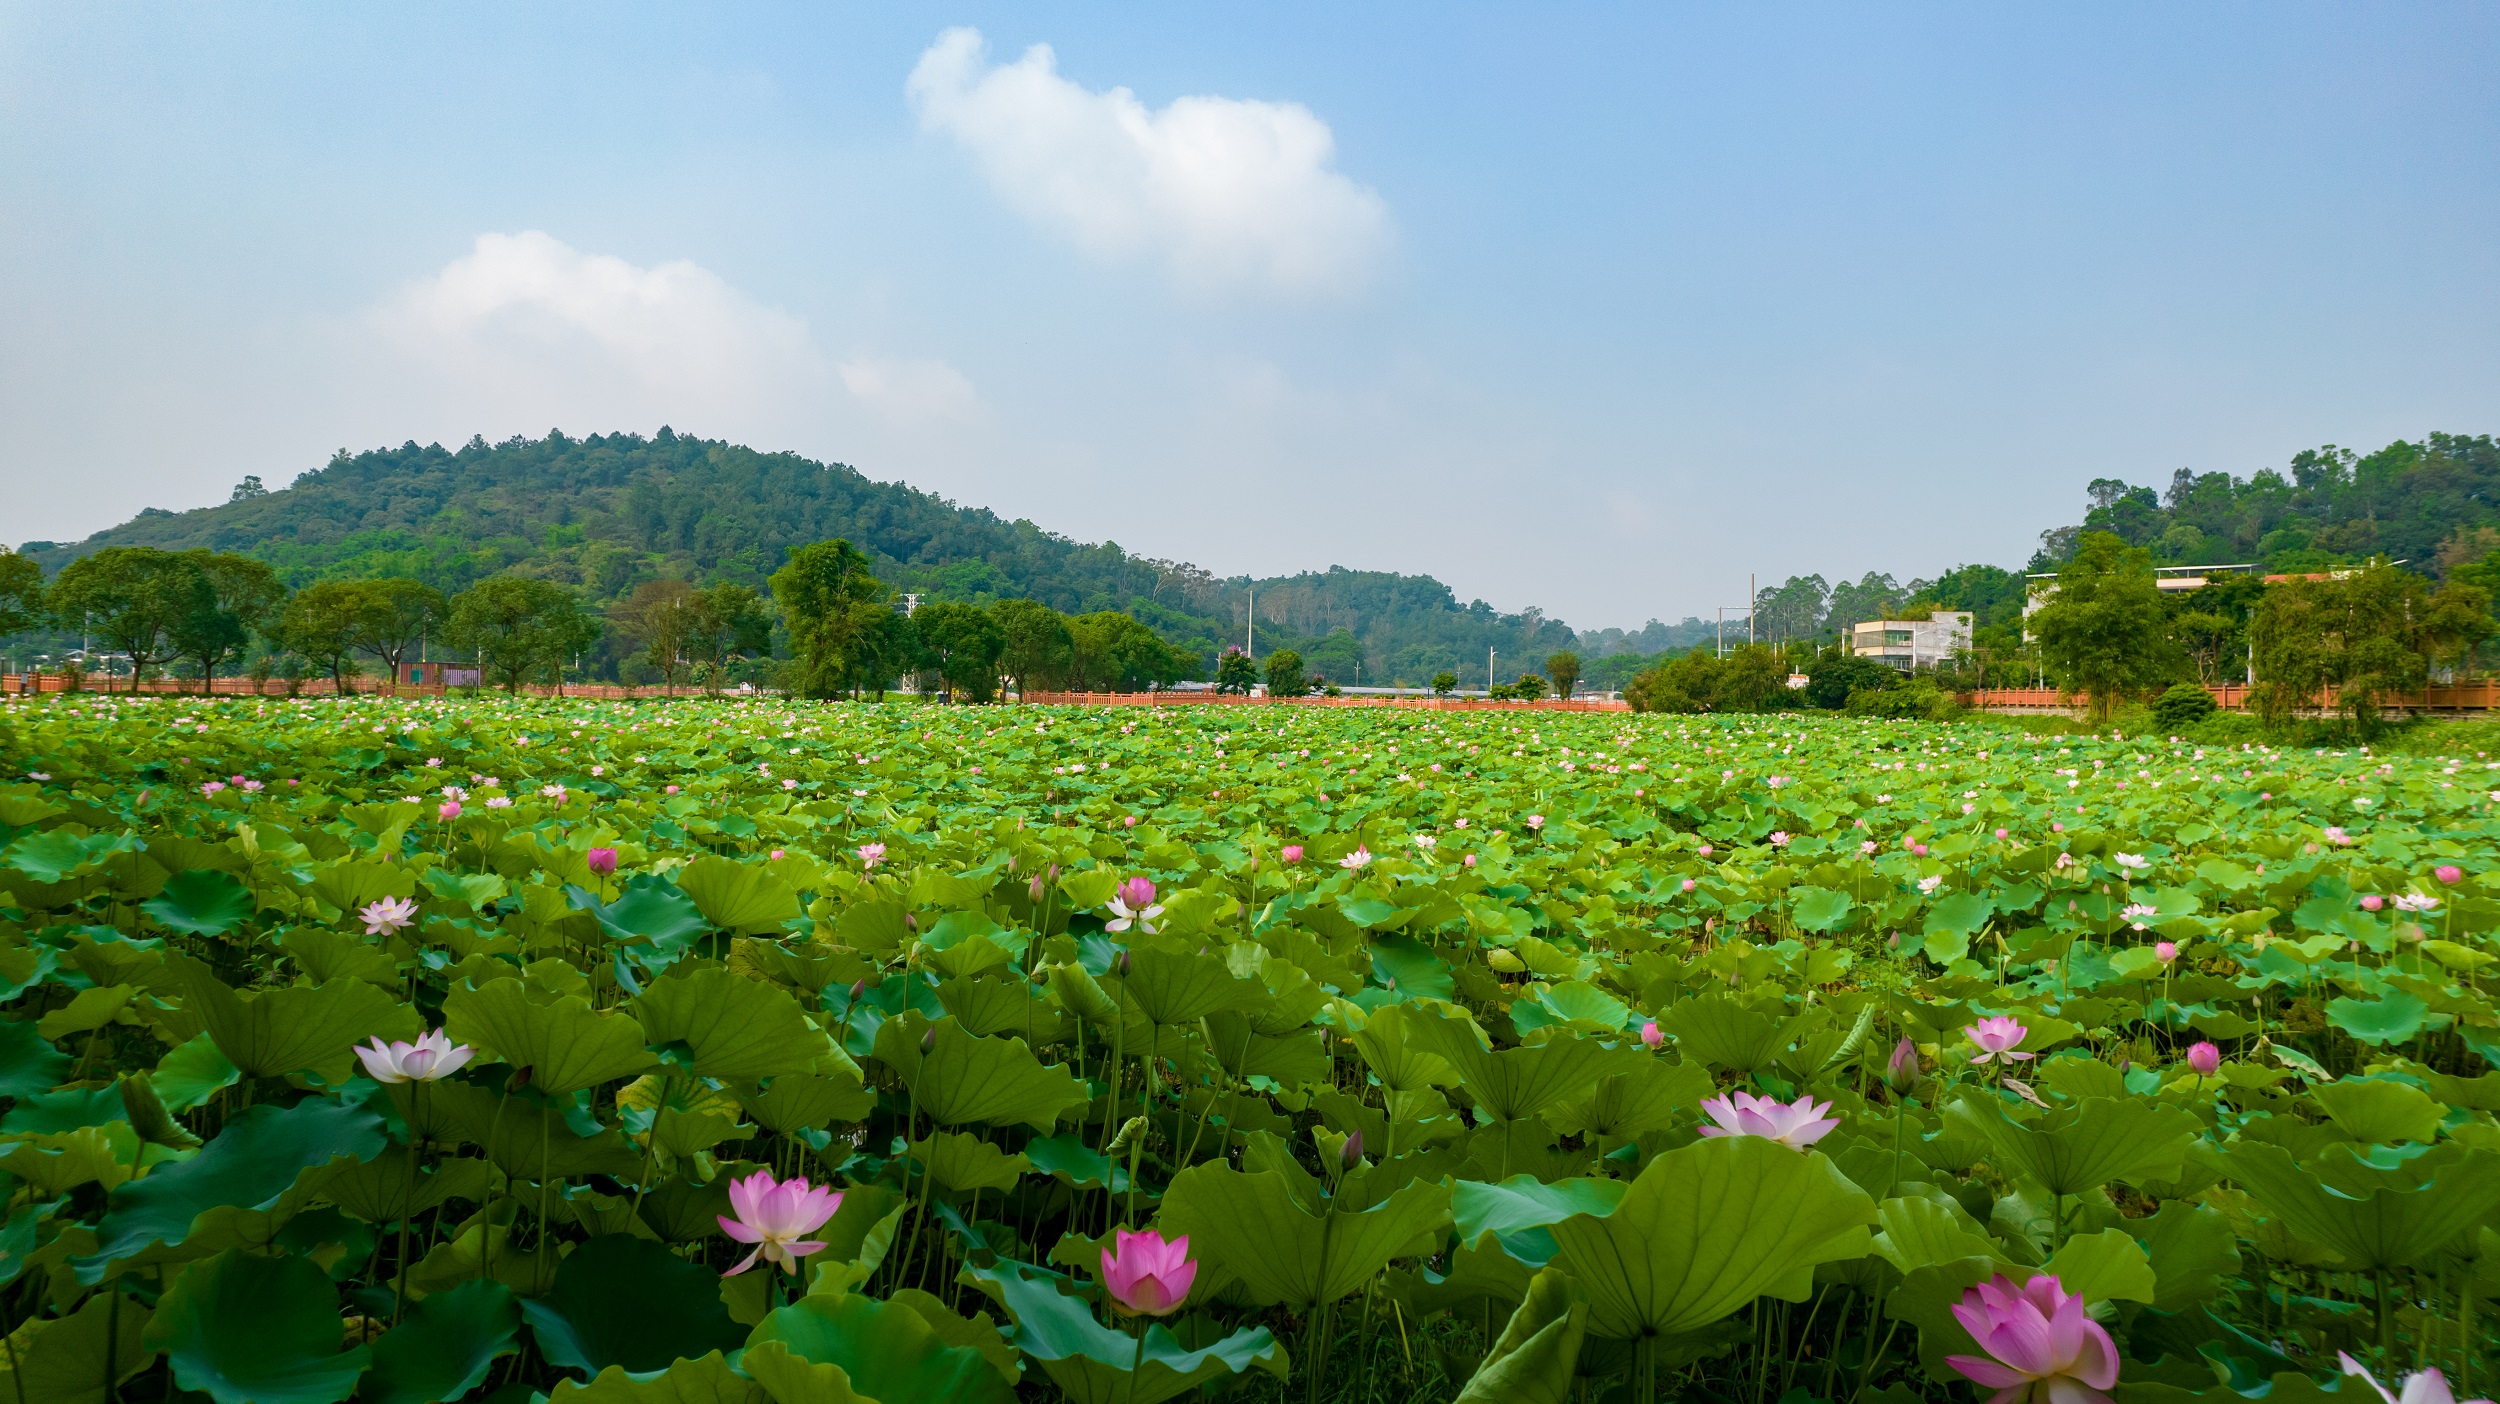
[0,539,1207,700]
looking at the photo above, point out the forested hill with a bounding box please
[16,430,1579,687]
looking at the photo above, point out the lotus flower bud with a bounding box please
[1640,1020,1663,1050]
[2361,894,2384,911]
[920,1028,938,1055]
[586,847,618,876]
[1340,1131,1363,1168]
[2155,941,2178,963]
[848,979,867,1002]
[2187,1041,2221,1075]
[1884,1036,1919,1094]
[904,913,917,931]
[2437,865,2464,884]
[1115,950,1131,978]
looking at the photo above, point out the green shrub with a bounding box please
[2150,681,2218,732]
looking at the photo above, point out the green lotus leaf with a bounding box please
[145,1249,370,1404]
[0,1018,68,1097]
[733,1073,874,1135]
[2,829,137,884]
[1454,1266,1586,1404]
[1790,887,1855,933]
[1345,1004,1461,1093]
[546,1352,766,1404]
[140,869,255,936]
[1202,1010,1329,1086]
[322,1155,500,1225]
[1159,1160,1452,1308]
[962,1257,1287,1404]
[0,1286,154,1404]
[1545,1135,1878,1339]
[420,867,510,914]
[2040,1228,2155,1304]
[428,1082,644,1183]
[740,1291,1015,1404]
[908,1131,1031,1194]
[1869,1195,2005,1275]
[1543,1058,1715,1142]
[4,1083,126,1134]
[871,1012,1087,1131]
[1948,1093,2199,1198]
[1367,935,1455,1000]
[2213,1140,2500,1272]
[577,875,709,960]
[632,967,824,1083]
[2311,1078,2445,1144]
[2326,992,2430,1046]
[1452,1174,1628,1257]
[676,856,800,935]
[1520,980,1632,1033]
[1057,869,1121,914]
[519,1235,748,1377]
[360,1279,521,1404]
[2125,1201,2241,1312]
[933,976,1065,1042]
[1385,1232,1539,1320]
[307,859,416,919]
[167,954,417,1082]
[0,1124,141,1196]
[920,933,1013,981]
[37,984,135,1041]
[444,978,659,1096]
[1401,1009,1642,1122]
[1106,942,1265,1026]
[1655,996,1790,1074]
[82,1097,385,1277]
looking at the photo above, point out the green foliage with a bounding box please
[1262,649,1308,699]
[2030,531,2177,722]
[146,1249,371,1404]
[2151,681,2218,731]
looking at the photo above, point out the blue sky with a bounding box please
[3,4,2494,627]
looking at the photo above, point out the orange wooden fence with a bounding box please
[1021,691,1630,711]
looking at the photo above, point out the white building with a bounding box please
[1850,611,1973,672]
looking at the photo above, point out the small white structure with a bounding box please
[1850,612,1972,673]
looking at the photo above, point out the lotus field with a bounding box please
[6,694,2500,1404]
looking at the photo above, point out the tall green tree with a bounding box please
[444,577,599,694]
[1212,647,1257,696]
[172,552,287,691]
[2028,531,2177,723]
[613,579,698,694]
[686,583,773,694]
[49,547,214,693]
[991,598,1073,700]
[1264,649,1309,698]
[0,551,40,642]
[277,581,368,695]
[914,601,1005,702]
[1545,651,1582,699]
[770,540,887,698]
[352,578,448,695]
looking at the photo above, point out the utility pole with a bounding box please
[1489,645,1496,694]
[1247,584,1255,659]
[1749,574,1756,647]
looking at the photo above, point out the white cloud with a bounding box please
[837,355,984,426]
[907,28,1392,296]
[370,231,978,439]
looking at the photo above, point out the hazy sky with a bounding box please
[4,4,2494,628]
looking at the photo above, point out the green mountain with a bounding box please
[16,429,1582,688]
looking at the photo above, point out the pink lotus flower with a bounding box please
[2436,865,2464,885]
[1640,1020,1663,1049]
[1946,1274,2120,1404]
[858,842,885,869]
[2361,894,2385,911]
[1526,814,1545,830]
[1105,878,1162,935]
[2339,1352,2493,1404]
[2154,941,2177,963]
[2186,1041,2221,1075]
[1680,879,1696,892]
[1965,1017,2033,1065]
[1101,1227,1197,1316]
[1339,846,1373,870]
[1885,1036,1921,1093]
[437,801,461,821]
[1769,831,1791,847]
[355,1029,474,1084]
[360,895,418,937]
[1695,1091,1838,1150]
[585,847,617,876]
[1281,845,1305,864]
[1697,845,1712,856]
[718,1169,843,1276]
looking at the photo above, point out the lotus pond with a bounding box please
[2,693,2498,1404]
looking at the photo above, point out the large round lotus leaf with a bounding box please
[5,1286,154,1404]
[870,1012,1086,1131]
[361,1280,521,1404]
[962,1258,1286,1404]
[518,1234,747,1377]
[444,978,659,1095]
[1159,1160,1452,1309]
[741,1292,1015,1404]
[675,855,799,935]
[140,869,255,936]
[82,1097,385,1273]
[145,1249,370,1404]
[631,967,824,1083]
[166,953,418,1082]
[1546,1134,1877,1339]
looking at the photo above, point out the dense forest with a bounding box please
[17,431,1576,688]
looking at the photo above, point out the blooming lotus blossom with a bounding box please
[1696,1091,1838,1150]
[2395,892,2441,913]
[360,896,418,937]
[1769,831,1791,847]
[1105,878,1163,934]
[2122,903,2158,931]
[2113,852,2148,871]
[1918,875,1943,895]
[2339,1352,2493,1404]
[1101,1227,1197,1316]
[355,1029,474,1084]
[1339,846,1373,870]
[1965,1016,2033,1065]
[858,842,885,869]
[2186,1041,2221,1075]
[1944,1273,2120,1404]
[717,1169,843,1276]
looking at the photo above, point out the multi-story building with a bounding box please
[1849,611,1973,673]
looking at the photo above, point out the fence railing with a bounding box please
[1962,681,2500,713]
[0,674,717,701]
[1019,691,1629,711]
